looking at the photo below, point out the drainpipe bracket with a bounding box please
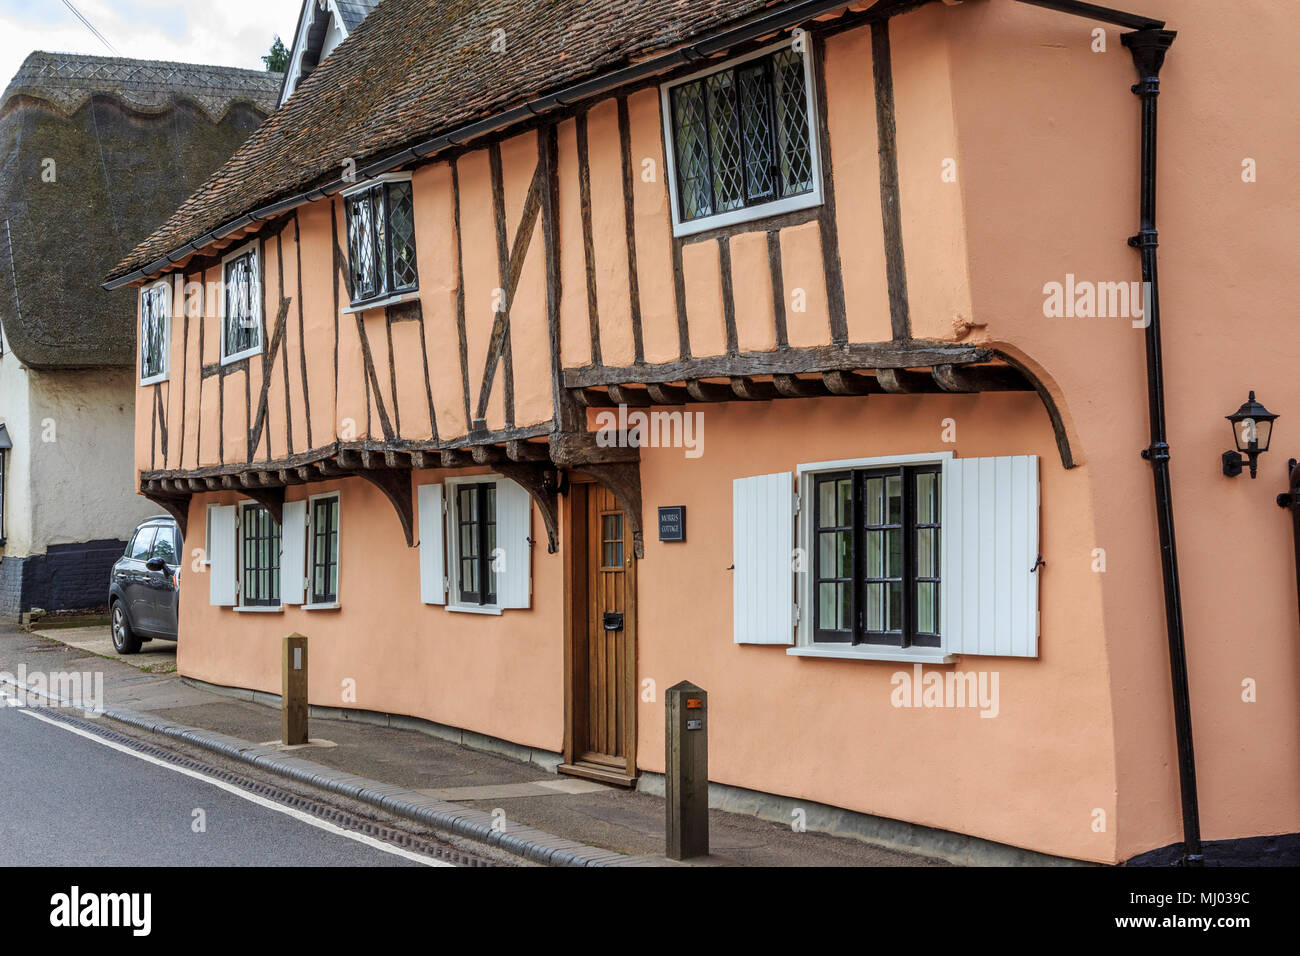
[1141,442,1170,463]
[1128,229,1159,249]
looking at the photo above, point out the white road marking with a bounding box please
[16,708,452,867]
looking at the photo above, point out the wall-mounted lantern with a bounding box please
[1222,392,1278,479]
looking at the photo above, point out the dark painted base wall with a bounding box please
[0,539,127,617]
[1126,832,1300,867]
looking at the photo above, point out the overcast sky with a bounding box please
[0,0,302,87]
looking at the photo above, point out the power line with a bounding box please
[60,0,120,56]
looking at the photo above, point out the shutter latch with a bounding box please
[1030,554,1046,574]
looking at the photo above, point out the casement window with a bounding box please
[220,242,263,364]
[343,175,419,309]
[810,465,942,647]
[662,41,821,237]
[417,476,532,613]
[454,482,497,606]
[139,279,171,385]
[275,494,340,609]
[309,494,340,605]
[733,454,1041,661]
[239,502,281,608]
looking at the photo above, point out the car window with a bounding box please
[151,528,178,565]
[128,528,156,560]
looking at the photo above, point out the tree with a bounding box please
[262,35,289,73]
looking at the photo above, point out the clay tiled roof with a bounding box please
[108,0,794,281]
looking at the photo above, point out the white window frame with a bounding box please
[219,240,264,366]
[233,498,283,612]
[304,491,342,610]
[791,452,955,664]
[139,277,172,385]
[660,39,824,239]
[339,172,420,313]
[443,474,504,616]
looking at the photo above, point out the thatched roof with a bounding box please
[0,52,280,368]
[107,0,797,283]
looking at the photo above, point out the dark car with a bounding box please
[109,515,181,653]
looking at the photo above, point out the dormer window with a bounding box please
[662,42,822,237]
[342,175,419,309]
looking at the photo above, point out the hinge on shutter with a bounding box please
[792,603,800,626]
[792,492,800,516]
[442,497,448,515]
[443,575,449,592]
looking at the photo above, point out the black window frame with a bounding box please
[455,482,497,607]
[811,465,942,649]
[344,178,419,307]
[666,43,818,227]
[309,494,340,605]
[239,502,281,608]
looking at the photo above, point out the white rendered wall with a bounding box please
[0,347,154,558]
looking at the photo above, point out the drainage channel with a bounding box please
[24,704,496,868]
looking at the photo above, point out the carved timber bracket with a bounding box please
[493,462,561,554]
[240,485,286,525]
[351,468,415,547]
[549,431,645,559]
[142,489,191,538]
[581,462,645,559]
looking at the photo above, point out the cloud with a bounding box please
[0,0,302,87]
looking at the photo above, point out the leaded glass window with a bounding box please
[140,281,170,383]
[345,179,418,306]
[668,45,817,226]
[222,245,262,361]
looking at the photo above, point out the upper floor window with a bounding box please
[221,242,263,364]
[662,42,821,237]
[343,175,419,308]
[140,278,171,385]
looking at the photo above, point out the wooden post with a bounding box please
[282,633,308,746]
[665,680,708,860]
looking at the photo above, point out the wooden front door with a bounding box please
[562,480,637,785]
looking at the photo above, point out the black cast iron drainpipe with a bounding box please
[1014,1,1200,866]
[1276,463,1300,646]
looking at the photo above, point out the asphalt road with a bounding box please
[0,705,441,867]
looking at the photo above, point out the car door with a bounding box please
[124,527,156,629]
[147,525,180,638]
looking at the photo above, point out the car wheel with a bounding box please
[110,601,142,655]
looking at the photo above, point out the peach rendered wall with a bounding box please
[632,394,1116,862]
[906,0,1300,858]
[176,468,565,753]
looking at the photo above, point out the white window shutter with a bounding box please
[496,478,532,609]
[941,455,1040,658]
[732,472,795,645]
[280,500,307,605]
[208,505,237,607]
[418,483,446,605]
